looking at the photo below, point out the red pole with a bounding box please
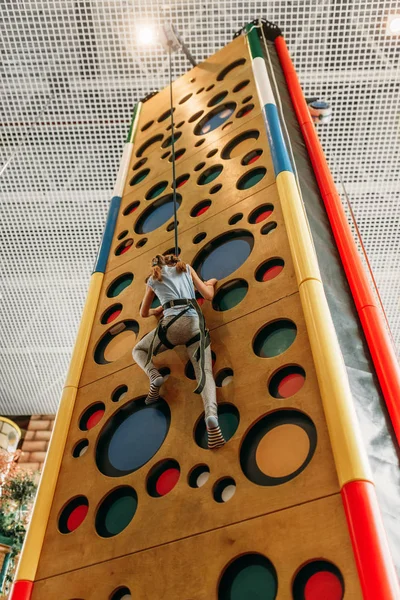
[275,35,400,446]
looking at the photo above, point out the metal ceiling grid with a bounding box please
[0,0,399,415]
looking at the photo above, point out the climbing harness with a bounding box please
[145,298,211,394]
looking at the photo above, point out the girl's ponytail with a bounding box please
[150,254,187,281]
[151,255,164,281]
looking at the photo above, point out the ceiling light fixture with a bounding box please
[387,15,400,34]
[137,25,156,45]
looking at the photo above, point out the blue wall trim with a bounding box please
[263,103,293,175]
[93,195,121,274]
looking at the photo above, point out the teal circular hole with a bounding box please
[107,273,134,298]
[208,91,228,106]
[146,181,168,200]
[194,403,239,449]
[218,553,278,600]
[130,169,150,186]
[194,103,236,135]
[95,487,138,538]
[162,132,182,148]
[197,165,223,185]
[237,167,266,190]
[110,586,132,600]
[213,279,248,311]
[253,320,297,358]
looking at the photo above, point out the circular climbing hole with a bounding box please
[210,183,222,194]
[218,553,277,600]
[240,409,317,486]
[213,279,248,312]
[135,193,182,234]
[255,258,284,282]
[249,204,274,224]
[179,92,192,104]
[96,396,171,477]
[110,587,132,600]
[237,167,266,190]
[194,103,236,135]
[58,496,89,534]
[163,246,181,256]
[72,439,89,458]
[112,385,128,403]
[242,149,263,165]
[129,169,150,186]
[176,120,185,128]
[123,201,140,216]
[242,95,253,104]
[232,79,250,93]
[213,477,236,503]
[194,161,206,171]
[141,121,153,132]
[147,459,180,498]
[159,366,171,380]
[162,131,182,148]
[158,107,175,123]
[188,464,210,488]
[176,173,190,188]
[146,181,168,200]
[95,486,138,538]
[206,84,215,92]
[195,138,205,147]
[189,110,204,123]
[215,368,234,387]
[197,86,204,94]
[229,213,243,225]
[136,238,148,248]
[101,304,123,325]
[161,150,171,159]
[194,403,239,450]
[269,365,306,399]
[185,351,216,381]
[222,121,233,131]
[79,403,105,431]
[253,320,297,358]
[207,148,218,158]
[133,158,148,171]
[261,221,277,236]
[208,91,228,107]
[236,104,254,118]
[94,320,139,365]
[221,130,260,159]
[217,58,246,81]
[117,230,128,240]
[107,273,133,298]
[197,164,223,185]
[115,239,133,256]
[166,221,179,232]
[293,560,344,600]
[169,148,186,161]
[192,230,254,281]
[191,200,211,217]
[193,232,207,244]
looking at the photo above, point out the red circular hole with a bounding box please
[66,504,88,532]
[255,209,273,223]
[277,372,305,398]
[262,264,283,281]
[304,571,343,600]
[86,409,105,430]
[197,206,210,216]
[197,297,205,306]
[155,468,180,496]
[106,309,122,323]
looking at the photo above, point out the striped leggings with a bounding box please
[132,315,218,420]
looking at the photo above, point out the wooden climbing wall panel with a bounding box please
[33,35,362,599]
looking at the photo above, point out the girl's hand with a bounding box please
[151,305,164,317]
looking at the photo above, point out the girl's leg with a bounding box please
[186,343,225,449]
[132,328,168,404]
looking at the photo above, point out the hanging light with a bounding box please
[137,25,156,45]
[387,15,400,35]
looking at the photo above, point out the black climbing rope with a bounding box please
[167,44,179,257]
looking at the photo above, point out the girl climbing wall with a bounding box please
[132,253,225,449]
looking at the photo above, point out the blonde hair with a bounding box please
[151,254,187,281]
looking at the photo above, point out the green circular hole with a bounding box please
[253,320,297,358]
[213,279,248,311]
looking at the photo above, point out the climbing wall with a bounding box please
[31,36,362,599]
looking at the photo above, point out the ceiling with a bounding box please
[1,0,399,415]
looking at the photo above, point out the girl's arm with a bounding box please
[189,266,217,301]
[140,286,164,318]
